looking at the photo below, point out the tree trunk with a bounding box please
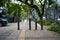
[35,19,37,30]
[18,0,45,30]
[29,18,31,30]
[40,16,43,30]
[18,13,20,30]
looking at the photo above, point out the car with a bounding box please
[0,18,8,26]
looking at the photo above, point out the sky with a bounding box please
[57,0,60,4]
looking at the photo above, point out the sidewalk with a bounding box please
[18,21,60,40]
[0,22,60,40]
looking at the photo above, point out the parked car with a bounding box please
[0,18,8,26]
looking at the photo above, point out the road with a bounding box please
[0,23,20,40]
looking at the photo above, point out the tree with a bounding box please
[17,0,46,30]
[0,0,11,18]
[0,0,11,6]
[6,2,22,21]
[45,0,56,20]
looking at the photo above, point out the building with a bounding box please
[45,7,58,20]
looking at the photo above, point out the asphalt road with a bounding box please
[0,23,20,40]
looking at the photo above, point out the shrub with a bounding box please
[50,25,60,33]
[43,20,53,25]
[35,19,53,25]
[37,19,41,23]
[56,21,60,26]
